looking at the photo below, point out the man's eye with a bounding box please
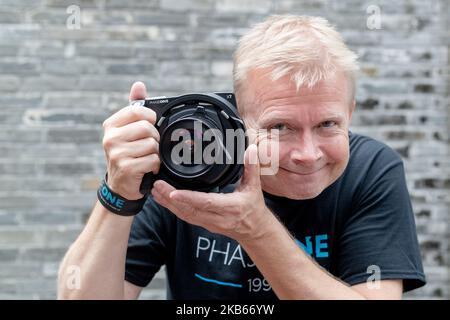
[320,121,337,128]
[270,123,288,130]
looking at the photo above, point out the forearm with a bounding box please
[58,201,134,299]
[240,212,365,300]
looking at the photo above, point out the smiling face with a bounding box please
[237,68,355,200]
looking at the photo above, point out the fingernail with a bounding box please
[153,180,162,189]
[151,187,160,198]
[170,191,183,201]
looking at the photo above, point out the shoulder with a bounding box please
[347,131,404,180]
[335,131,407,205]
[348,131,403,166]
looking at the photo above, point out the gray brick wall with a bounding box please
[0,0,448,299]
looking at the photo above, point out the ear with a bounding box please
[349,99,356,122]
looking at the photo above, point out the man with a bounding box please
[58,15,425,299]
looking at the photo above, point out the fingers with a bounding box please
[151,180,225,227]
[103,81,156,129]
[103,119,160,157]
[112,120,160,142]
[103,105,157,129]
[169,189,236,214]
[151,180,195,217]
[129,153,161,175]
[153,180,238,217]
[108,136,159,160]
[109,151,160,175]
[104,81,155,128]
[129,81,147,102]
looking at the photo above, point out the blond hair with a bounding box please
[233,15,359,101]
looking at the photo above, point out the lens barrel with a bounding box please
[134,93,247,194]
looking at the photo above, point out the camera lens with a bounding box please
[161,118,214,177]
[140,93,247,193]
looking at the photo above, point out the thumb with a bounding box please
[240,144,261,189]
[129,81,148,102]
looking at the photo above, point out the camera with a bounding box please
[131,93,247,194]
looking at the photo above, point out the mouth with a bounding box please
[282,165,326,176]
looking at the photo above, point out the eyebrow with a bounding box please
[258,114,292,125]
[317,114,345,122]
[258,113,345,127]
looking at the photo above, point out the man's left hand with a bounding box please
[151,144,274,242]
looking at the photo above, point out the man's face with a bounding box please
[237,68,354,200]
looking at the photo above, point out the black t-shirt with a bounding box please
[125,131,426,299]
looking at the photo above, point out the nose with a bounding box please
[290,132,323,165]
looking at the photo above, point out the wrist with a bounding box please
[97,174,147,216]
[239,207,281,246]
[106,173,143,200]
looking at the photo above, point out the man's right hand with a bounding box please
[102,81,160,200]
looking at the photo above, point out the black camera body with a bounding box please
[131,93,247,194]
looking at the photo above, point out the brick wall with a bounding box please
[0,0,448,299]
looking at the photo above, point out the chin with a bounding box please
[284,186,325,200]
[261,167,329,199]
[290,189,323,200]
[261,179,326,200]
[262,163,347,200]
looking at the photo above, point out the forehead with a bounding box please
[238,68,350,120]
